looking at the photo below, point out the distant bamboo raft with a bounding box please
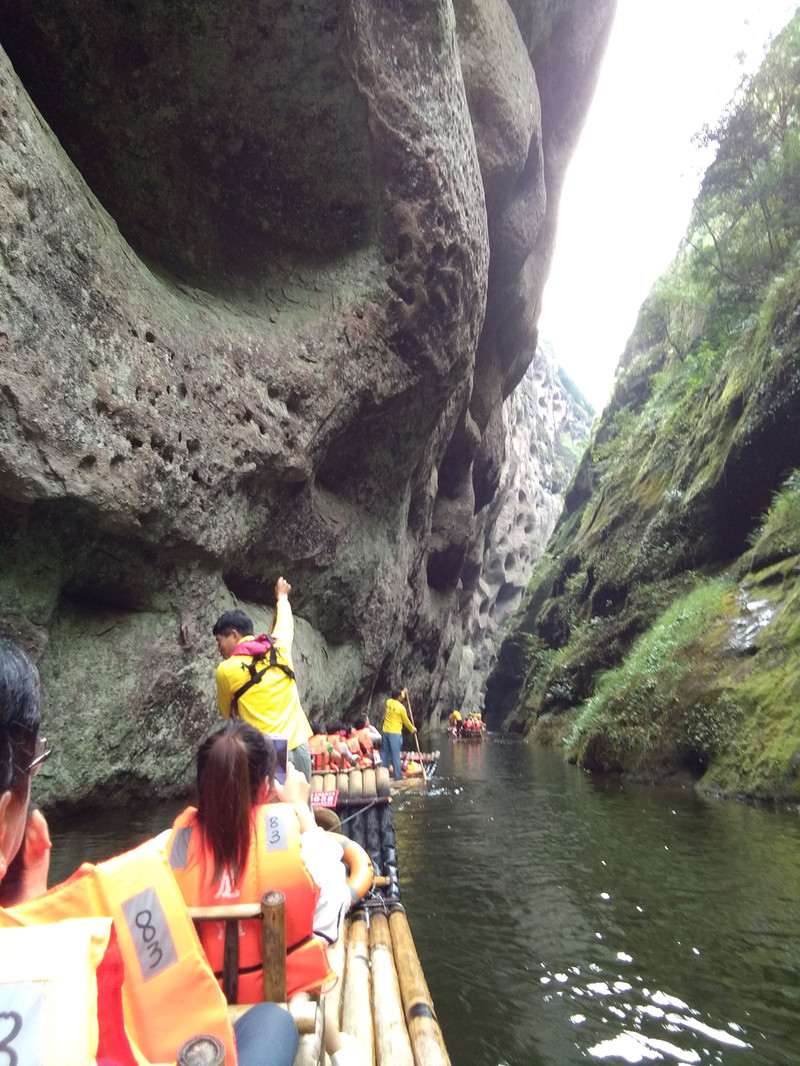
[337,903,451,1066]
[311,752,440,807]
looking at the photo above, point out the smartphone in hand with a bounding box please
[272,736,289,784]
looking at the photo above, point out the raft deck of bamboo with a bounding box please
[311,748,450,1064]
[325,901,451,1066]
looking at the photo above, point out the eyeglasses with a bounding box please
[21,736,52,777]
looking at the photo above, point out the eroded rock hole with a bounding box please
[0,2,380,286]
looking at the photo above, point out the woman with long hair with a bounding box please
[169,721,363,1066]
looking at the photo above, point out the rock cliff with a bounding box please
[438,349,591,721]
[0,0,614,804]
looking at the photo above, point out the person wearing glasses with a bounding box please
[0,636,52,905]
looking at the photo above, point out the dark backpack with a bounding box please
[230,636,296,716]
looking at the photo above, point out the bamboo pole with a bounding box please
[222,918,239,1003]
[261,891,287,1003]
[326,922,346,1033]
[402,692,427,785]
[287,1001,321,1035]
[188,903,261,921]
[389,908,452,1066]
[369,911,415,1066]
[323,771,337,793]
[341,912,374,1065]
[228,1000,318,1034]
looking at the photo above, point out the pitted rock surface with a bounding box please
[0,0,613,804]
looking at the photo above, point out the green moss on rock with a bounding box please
[487,16,800,801]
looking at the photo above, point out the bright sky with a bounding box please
[538,0,799,411]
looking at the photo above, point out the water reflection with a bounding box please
[393,737,800,1066]
[47,798,186,884]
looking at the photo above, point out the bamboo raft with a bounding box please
[310,752,440,807]
[182,900,451,1066]
[325,901,451,1066]
[318,756,451,1066]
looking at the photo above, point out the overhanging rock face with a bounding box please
[0,0,614,804]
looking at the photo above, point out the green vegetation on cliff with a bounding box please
[487,15,800,800]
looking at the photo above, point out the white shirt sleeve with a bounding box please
[299,826,351,943]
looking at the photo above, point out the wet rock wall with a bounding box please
[0,0,613,803]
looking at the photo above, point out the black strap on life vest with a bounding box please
[212,933,316,980]
[230,642,296,716]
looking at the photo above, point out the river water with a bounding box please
[47,737,800,1066]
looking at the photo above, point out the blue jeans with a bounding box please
[381,731,403,779]
[234,1002,299,1066]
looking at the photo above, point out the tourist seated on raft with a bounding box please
[308,718,334,771]
[0,638,51,905]
[326,719,359,769]
[0,637,298,1066]
[354,713,382,752]
[168,721,365,1066]
[343,722,371,769]
[308,718,347,771]
[350,716,378,767]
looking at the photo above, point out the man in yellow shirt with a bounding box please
[449,708,463,737]
[212,576,313,781]
[381,688,416,780]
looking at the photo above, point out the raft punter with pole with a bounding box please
[380,688,417,782]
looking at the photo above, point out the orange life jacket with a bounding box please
[345,734,367,767]
[0,835,236,1066]
[350,730,373,768]
[309,733,329,772]
[0,917,146,1066]
[167,804,334,1003]
[356,726,373,753]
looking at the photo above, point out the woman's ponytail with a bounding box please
[196,728,252,884]
[195,722,276,885]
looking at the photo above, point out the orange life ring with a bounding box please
[328,832,374,902]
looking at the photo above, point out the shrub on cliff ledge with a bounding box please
[565,578,738,776]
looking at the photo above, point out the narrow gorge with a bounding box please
[489,14,800,803]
